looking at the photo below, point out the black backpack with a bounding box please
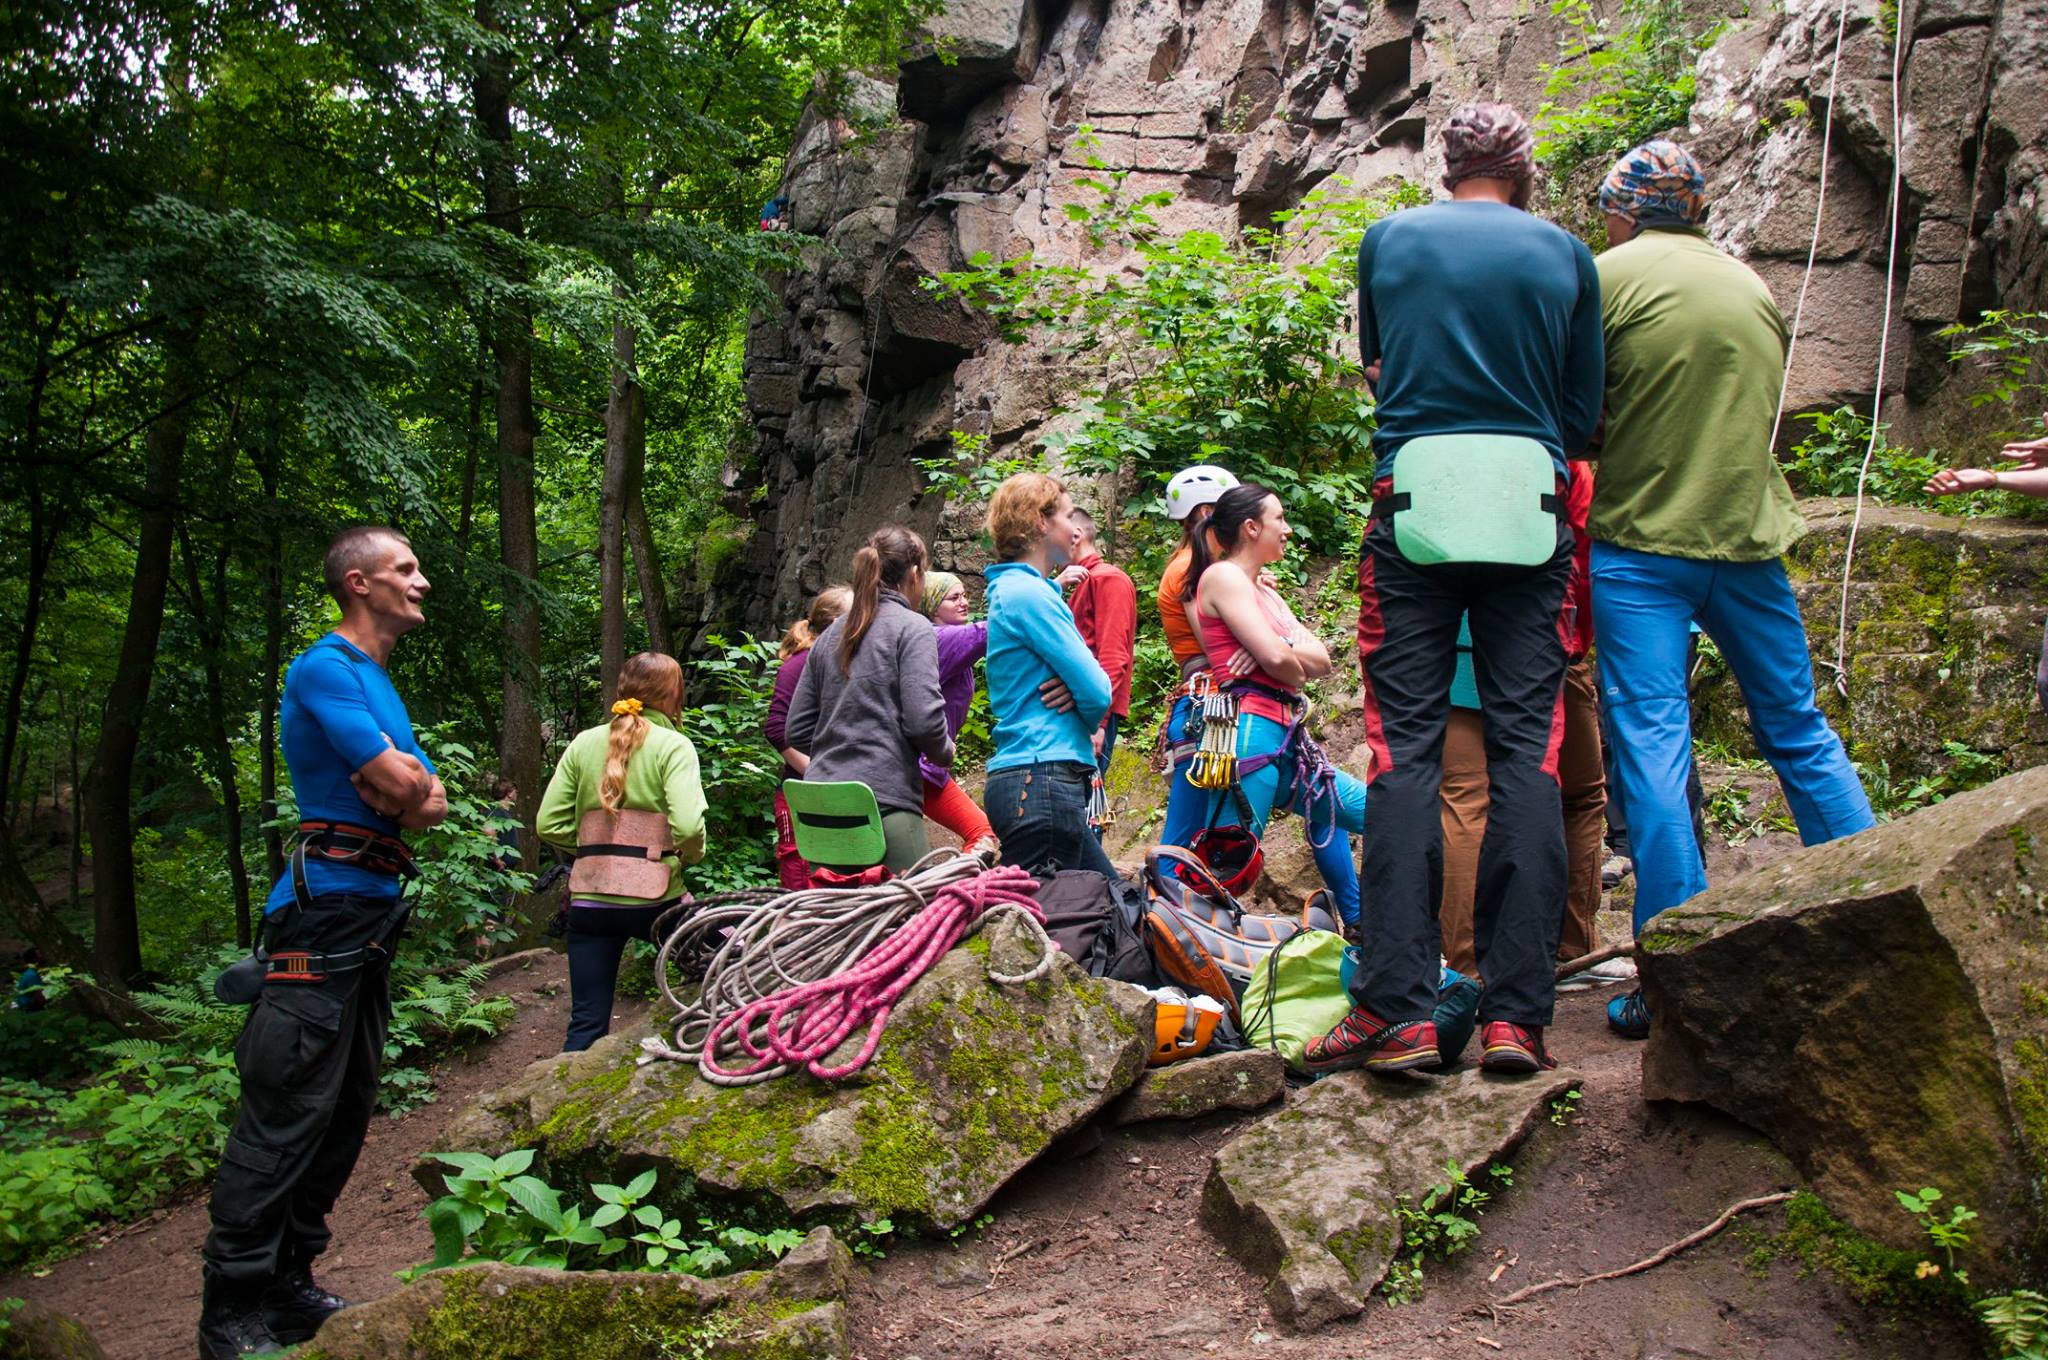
[1032,870,1161,987]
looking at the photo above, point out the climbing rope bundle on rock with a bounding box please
[638,847,1056,1085]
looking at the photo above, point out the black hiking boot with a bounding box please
[262,1256,350,1344]
[197,1271,283,1359]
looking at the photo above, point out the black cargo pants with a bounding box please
[1353,511,1574,1029]
[202,894,395,1284]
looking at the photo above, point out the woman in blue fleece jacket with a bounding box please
[981,472,1118,880]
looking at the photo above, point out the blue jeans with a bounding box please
[986,761,1120,881]
[1195,712,1369,925]
[1591,543,1875,932]
[1160,695,1208,849]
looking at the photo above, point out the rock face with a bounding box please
[1694,498,2048,778]
[1640,767,2048,1283]
[1202,1066,1576,1330]
[1111,1047,1287,1124]
[709,0,2045,634]
[427,917,1151,1233]
[300,1227,853,1360]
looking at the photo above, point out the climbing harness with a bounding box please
[1377,433,1560,567]
[638,847,1057,1086]
[1188,673,1239,790]
[569,807,675,900]
[215,822,418,1004]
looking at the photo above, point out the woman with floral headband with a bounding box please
[537,651,707,1051]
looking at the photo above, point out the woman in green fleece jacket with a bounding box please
[537,651,707,1051]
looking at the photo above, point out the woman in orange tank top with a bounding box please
[1186,484,1369,926]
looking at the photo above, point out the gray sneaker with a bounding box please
[1600,854,1633,890]
[1556,957,1638,993]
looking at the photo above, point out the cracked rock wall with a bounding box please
[709,0,2042,632]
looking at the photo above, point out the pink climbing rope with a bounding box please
[698,864,1048,1083]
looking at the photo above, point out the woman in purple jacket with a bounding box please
[764,584,850,888]
[917,573,994,849]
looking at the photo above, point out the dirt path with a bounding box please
[5,950,644,1360]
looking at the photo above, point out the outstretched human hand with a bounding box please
[1925,466,1998,496]
[2001,414,2048,468]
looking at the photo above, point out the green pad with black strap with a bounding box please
[1388,433,1557,567]
[782,779,887,871]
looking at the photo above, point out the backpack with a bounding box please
[1033,870,1163,987]
[1140,846,1338,1023]
[1240,929,1353,1071]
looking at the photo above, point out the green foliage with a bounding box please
[1940,311,2048,410]
[419,1153,803,1276]
[1381,1161,1512,1305]
[933,158,1425,561]
[399,729,539,964]
[851,1218,895,1259]
[1536,0,1727,187]
[915,431,1051,505]
[1857,742,2007,820]
[1895,1186,1977,1284]
[1783,407,1946,507]
[1979,1290,2048,1360]
[678,636,784,892]
[1745,1190,1963,1312]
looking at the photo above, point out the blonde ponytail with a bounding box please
[779,584,853,661]
[599,652,683,813]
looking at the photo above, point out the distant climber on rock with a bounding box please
[980,472,1119,880]
[1587,139,1875,1040]
[1309,101,1601,1078]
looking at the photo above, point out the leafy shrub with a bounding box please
[1783,407,1945,507]
[933,159,1425,562]
[679,635,783,892]
[0,961,513,1266]
[402,728,537,962]
[1940,310,2047,411]
[419,1151,803,1276]
[1536,0,1726,188]
[1381,1160,1513,1304]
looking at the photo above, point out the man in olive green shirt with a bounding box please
[1587,140,1874,1040]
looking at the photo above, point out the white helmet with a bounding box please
[1163,465,1240,521]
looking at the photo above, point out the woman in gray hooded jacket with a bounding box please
[784,525,954,871]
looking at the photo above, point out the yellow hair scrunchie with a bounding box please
[611,697,644,717]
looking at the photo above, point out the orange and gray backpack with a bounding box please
[1140,846,1338,1023]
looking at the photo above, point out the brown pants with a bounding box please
[1439,658,1607,977]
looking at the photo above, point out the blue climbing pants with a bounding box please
[1195,711,1369,925]
[1159,694,1208,850]
[1590,543,1875,933]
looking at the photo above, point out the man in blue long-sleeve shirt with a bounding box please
[1307,103,1605,1079]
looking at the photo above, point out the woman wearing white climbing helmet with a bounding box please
[1157,465,1249,849]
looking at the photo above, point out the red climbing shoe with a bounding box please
[1479,1020,1558,1074]
[1302,1006,1439,1075]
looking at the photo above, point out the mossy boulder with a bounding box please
[1111,1048,1286,1125]
[1202,1065,1577,1331]
[1694,500,2048,779]
[0,1302,104,1360]
[300,1227,852,1360]
[1641,766,2048,1284]
[424,913,1151,1233]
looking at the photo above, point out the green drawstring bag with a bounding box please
[1241,929,1352,1072]
[1386,433,1558,567]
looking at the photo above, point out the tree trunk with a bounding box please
[85,321,197,987]
[624,393,671,655]
[179,524,253,947]
[599,299,636,703]
[474,8,543,882]
[256,450,285,884]
[67,710,80,909]
[1,486,55,829]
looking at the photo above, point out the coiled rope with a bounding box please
[637,847,1056,1086]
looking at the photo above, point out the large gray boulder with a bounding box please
[0,1302,104,1360]
[1203,1066,1577,1330]
[300,1227,852,1360]
[1642,767,2048,1284]
[1111,1048,1287,1125]
[426,915,1152,1233]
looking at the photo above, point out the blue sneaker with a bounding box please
[1607,989,1651,1040]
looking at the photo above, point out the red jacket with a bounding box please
[1565,461,1595,659]
[1069,553,1138,719]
